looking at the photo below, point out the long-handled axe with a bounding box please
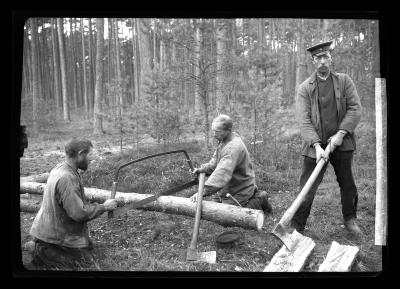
[186,173,217,263]
[271,144,335,251]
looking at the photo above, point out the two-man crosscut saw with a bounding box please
[107,150,197,218]
[111,177,198,218]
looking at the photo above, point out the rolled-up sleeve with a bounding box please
[57,177,105,222]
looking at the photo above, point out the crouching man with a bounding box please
[28,138,118,270]
[190,114,272,215]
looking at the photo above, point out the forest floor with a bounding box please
[18,108,383,274]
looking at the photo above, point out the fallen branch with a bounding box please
[20,181,264,231]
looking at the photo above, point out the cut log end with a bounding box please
[256,211,264,231]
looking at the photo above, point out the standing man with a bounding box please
[29,139,118,269]
[293,41,362,235]
[190,114,272,215]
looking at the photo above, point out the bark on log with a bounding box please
[20,172,50,184]
[20,182,46,195]
[20,198,42,213]
[20,181,264,231]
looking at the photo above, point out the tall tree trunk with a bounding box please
[73,18,82,108]
[113,19,123,151]
[258,18,265,48]
[57,18,70,121]
[22,28,31,100]
[69,18,78,111]
[137,18,152,100]
[131,18,140,103]
[30,18,40,134]
[51,18,61,114]
[93,18,105,135]
[215,19,228,114]
[295,19,306,98]
[88,18,94,114]
[107,18,113,104]
[81,18,89,118]
[194,19,202,115]
[114,19,123,107]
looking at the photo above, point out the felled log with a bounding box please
[20,198,41,213]
[20,181,264,231]
[20,181,46,195]
[20,172,50,184]
[264,230,316,272]
[318,241,359,272]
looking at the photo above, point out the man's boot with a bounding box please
[344,218,362,236]
[258,191,273,215]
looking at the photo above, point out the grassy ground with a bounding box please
[19,111,382,273]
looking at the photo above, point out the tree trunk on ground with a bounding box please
[20,197,42,213]
[20,172,50,183]
[93,18,105,135]
[20,181,264,231]
[57,18,70,121]
[30,18,40,134]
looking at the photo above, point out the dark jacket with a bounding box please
[296,71,362,158]
[30,162,106,248]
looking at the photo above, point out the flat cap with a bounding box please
[306,41,333,56]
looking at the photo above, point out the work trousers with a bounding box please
[291,150,358,231]
[210,185,263,210]
[30,238,95,270]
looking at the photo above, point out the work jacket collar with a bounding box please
[309,70,339,84]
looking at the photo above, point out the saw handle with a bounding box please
[279,144,335,227]
[188,173,206,251]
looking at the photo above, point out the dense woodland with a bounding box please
[21,18,380,149]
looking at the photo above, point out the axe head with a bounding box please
[186,248,216,264]
[271,223,300,251]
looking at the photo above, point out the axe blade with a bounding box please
[271,223,298,251]
[186,248,216,264]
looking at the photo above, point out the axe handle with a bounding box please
[107,182,118,218]
[279,145,334,227]
[188,173,206,251]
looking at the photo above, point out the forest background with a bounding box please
[16,16,385,272]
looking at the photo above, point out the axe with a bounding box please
[272,144,335,251]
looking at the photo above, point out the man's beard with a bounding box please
[78,161,89,171]
[318,65,329,74]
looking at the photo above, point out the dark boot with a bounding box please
[258,190,273,215]
[344,218,362,236]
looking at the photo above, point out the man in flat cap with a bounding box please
[293,41,362,236]
[190,114,272,215]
